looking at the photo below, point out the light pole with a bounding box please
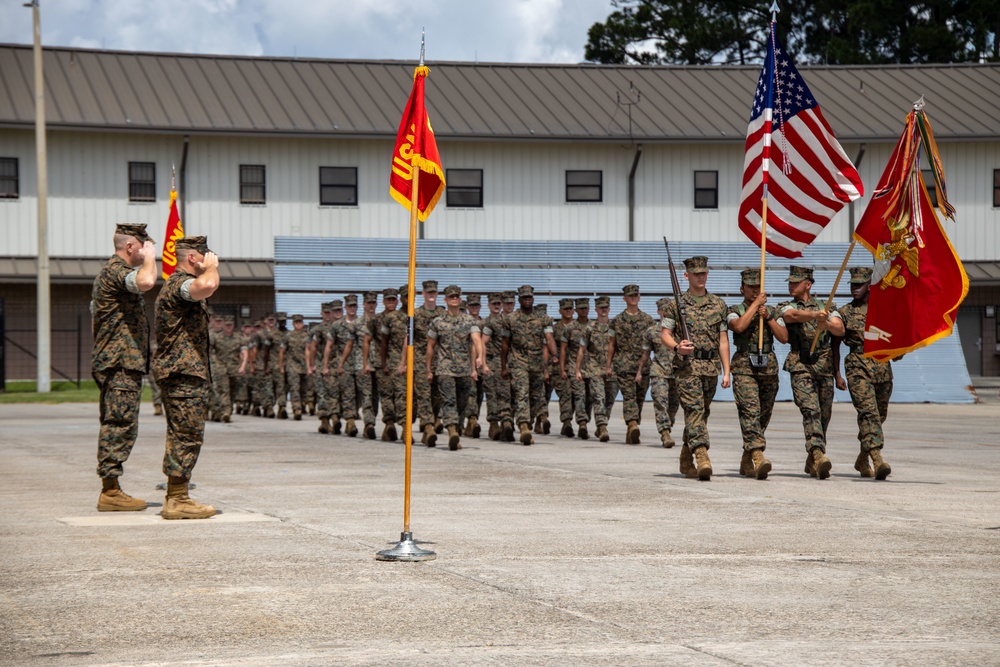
[27,0,50,393]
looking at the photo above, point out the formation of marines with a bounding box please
[94,225,898,521]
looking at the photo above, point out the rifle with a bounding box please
[662,238,690,342]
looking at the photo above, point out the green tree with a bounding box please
[585,0,999,65]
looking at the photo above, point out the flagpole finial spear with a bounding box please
[419,27,425,67]
[913,95,925,111]
[769,0,779,21]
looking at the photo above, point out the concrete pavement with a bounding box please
[1,399,999,666]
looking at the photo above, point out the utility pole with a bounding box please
[27,0,50,392]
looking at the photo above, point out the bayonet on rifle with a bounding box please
[663,238,689,342]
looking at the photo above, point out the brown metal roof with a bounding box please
[1,43,999,142]
[0,256,274,285]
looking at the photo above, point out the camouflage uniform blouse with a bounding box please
[281,328,311,374]
[779,297,841,375]
[502,310,553,371]
[662,292,728,377]
[91,255,149,374]
[641,322,674,379]
[839,301,893,383]
[559,320,585,371]
[380,310,409,366]
[579,321,612,379]
[726,303,784,376]
[326,318,354,371]
[609,310,654,374]
[413,305,446,355]
[428,312,480,377]
[211,332,244,374]
[481,313,507,364]
[152,269,210,382]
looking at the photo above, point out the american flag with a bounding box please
[738,27,864,259]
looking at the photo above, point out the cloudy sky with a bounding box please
[2,0,616,64]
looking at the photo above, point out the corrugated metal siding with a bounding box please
[2,44,1000,142]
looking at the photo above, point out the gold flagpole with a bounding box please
[808,240,855,354]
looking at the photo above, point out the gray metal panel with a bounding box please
[2,45,998,141]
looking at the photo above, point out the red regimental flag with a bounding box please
[389,66,445,221]
[161,188,185,280]
[854,110,968,361]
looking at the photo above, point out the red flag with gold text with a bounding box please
[161,188,185,280]
[853,110,968,361]
[389,66,445,221]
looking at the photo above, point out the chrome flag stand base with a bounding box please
[376,532,437,562]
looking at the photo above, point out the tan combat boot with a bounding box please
[740,449,755,477]
[869,447,891,480]
[693,446,713,481]
[424,424,438,448]
[751,449,772,480]
[318,417,331,434]
[222,413,231,423]
[855,450,874,478]
[162,476,216,520]
[307,401,315,416]
[345,419,358,437]
[519,422,534,446]
[534,417,544,434]
[153,404,163,416]
[434,417,444,434]
[97,477,147,512]
[502,420,515,442]
[382,422,398,442]
[277,406,288,420]
[331,418,342,435]
[364,423,377,440]
[560,420,574,437]
[448,424,462,451]
[465,416,480,438]
[661,431,675,449]
[577,423,589,440]
[263,406,275,419]
[596,424,610,442]
[679,444,698,479]
[626,420,640,445]
[488,421,500,441]
[809,447,832,480]
[293,409,302,421]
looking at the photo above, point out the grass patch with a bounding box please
[0,380,153,404]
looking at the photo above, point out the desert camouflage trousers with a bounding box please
[847,370,892,452]
[789,371,835,452]
[148,373,162,407]
[341,371,376,425]
[159,373,210,480]
[552,372,576,423]
[676,374,719,451]
[616,369,650,424]
[466,374,484,421]
[211,369,243,418]
[649,376,680,435]
[94,367,144,479]
[484,358,512,423]
[377,367,407,425]
[318,370,342,419]
[286,371,309,412]
[732,373,779,451]
[510,365,545,426]
[437,374,473,428]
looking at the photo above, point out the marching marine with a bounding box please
[501,285,556,445]
[481,293,515,441]
[607,284,654,444]
[575,295,615,442]
[639,298,676,449]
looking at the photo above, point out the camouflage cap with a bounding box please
[466,294,481,306]
[175,236,211,254]
[398,285,409,299]
[222,315,235,324]
[683,256,709,274]
[740,268,761,286]
[595,295,611,307]
[536,304,548,313]
[501,290,517,303]
[291,314,304,322]
[488,292,502,305]
[622,284,640,296]
[518,285,534,297]
[444,284,462,297]
[321,302,334,313]
[329,300,343,310]
[559,298,574,309]
[383,288,399,299]
[422,280,439,292]
[253,319,264,327]
[274,312,287,320]
[115,223,153,243]
[263,312,276,321]
[344,294,358,306]
[849,266,873,284]
[656,297,672,311]
[364,291,379,303]
[787,266,814,283]
[575,297,590,308]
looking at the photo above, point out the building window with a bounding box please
[994,169,1000,208]
[240,164,266,205]
[566,170,602,203]
[921,169,938,208]
[694,170,719,209]
[319,167,357,206]
[446,169,483,208]
[0,158,18,199]
[128,162,156,202]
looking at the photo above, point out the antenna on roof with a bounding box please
[615,81,641,141]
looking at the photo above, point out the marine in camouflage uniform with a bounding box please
[576,295,616,442]
[413,280,446,444]
[254,314,279,418]
[315,300,345,433]
[552,298,579,438]
[639,298,676,448]
[482,293,514,441]
[281,314,312,420]
[307,303,335,421]
[501,285,556,445]
[378,287,410,441]
[271,312,289,419]
[463,293,486,436]
[354,291,380,438]
[426,285,484,450]
[833,267,893,480]
[329,294,364,437]
[727,269,789,480]
[151,236,219,519]
[209,315,247,423]
[328,304,358,435]
[91,223,157,511]
[779,265,845,480]
[558,297,591,439]
[661,257,730,481]
[608,284,654,444]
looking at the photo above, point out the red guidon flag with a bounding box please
[160,188,185,280]
[854,108,968,361]
[738,24,864,258]
[389,66,445,221]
